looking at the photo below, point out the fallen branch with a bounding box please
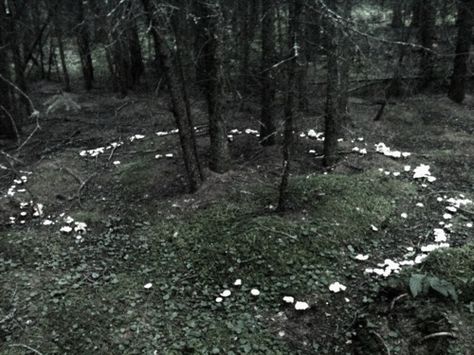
[77,173,97,207]
[390,293,408,311]
[0,308,16,324]
[369,330,391,355]
[108,145,119,161]
[61,167,83,185]
[9,344,44,355]
[114,101,133,117]
[17,111,41,152]
[459,208,474,216]
[421,331,457,342]
[0,73,37,113]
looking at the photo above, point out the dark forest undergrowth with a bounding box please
[1,83,473,354]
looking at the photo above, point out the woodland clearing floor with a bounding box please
[0,84,473,354]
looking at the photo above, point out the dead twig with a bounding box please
[9,344,44,355]
[17,111,41,152]
[108,145,119,161]
[114,101,133,117]
[0,308,16,324]
[256,224,298,240]
[76,173,97,207]
[421,331,457,342]
[62,168,83,185]
[459,208,474,216]
[369,330,391,355]
[1,150,25,165]
[0,73,37,112]
[390,293,408,311]
[125,148,161,155]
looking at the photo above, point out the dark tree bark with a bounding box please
[448,0,474,103]
[196,1,230,173]
[411,0,422,27]
[297,9,311,111]
[76,0,94,91]
[338,0,353,123]
[46,36,55,80]
[278,0,302,211]
[113,37,130,97]
[260,0,276,146]
[238,0,256,94]
[0,2,17,140]
[391,0,404,28]
[4,0,30,122]
[323,0,341,167]
[141,0,203,192]
[418,0,436,90]
[126,0,144,86]
[193,1,208,88]
[57,28,71,91]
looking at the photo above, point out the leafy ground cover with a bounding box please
[1,87,473,354]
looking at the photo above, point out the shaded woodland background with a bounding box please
[1,0,473,201]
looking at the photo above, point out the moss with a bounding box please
[118,157,154,185]
[147,171,417,290]
[72,209,107,225]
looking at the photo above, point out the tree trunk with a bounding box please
[196,1,230,173]
[448,0,474,103]
[323,0,341,167]
[260,0,276,146]
[76,0,94,91]
[46,35,55,80]
[278,0,302,211]
[57,28,71,91]
[391,0,404,28]
[141,0,203,192]
[238,1,251,94]
[418,0,436,90]
[297,9,312,111]
[0,2,17,140]
[411,0,422,27]
[113,38,129,97]
[338,0,353,123]
[104,45,118,92]
[126,0,144,87]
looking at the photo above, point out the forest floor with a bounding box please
[0,81,473,354]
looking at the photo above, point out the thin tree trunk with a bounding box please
[141,0,203,192]
[411,0,422,27]
[76,0,94,91]
[0,4,17,140]
[47,35,55,80]
[57,29,71,91]
[239,1,251,94]
[391,0,404,28]
[448,0,474,103]
[114,38,129,97]
[418,0,436,90]
[339,0,353,124]
[104,45,118,92]
[7,1,28,118]
[126,0,144,87]
[278,0,302,211]
[260,0,276,146]
[323,0,341,167]
[196,1,230,173]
